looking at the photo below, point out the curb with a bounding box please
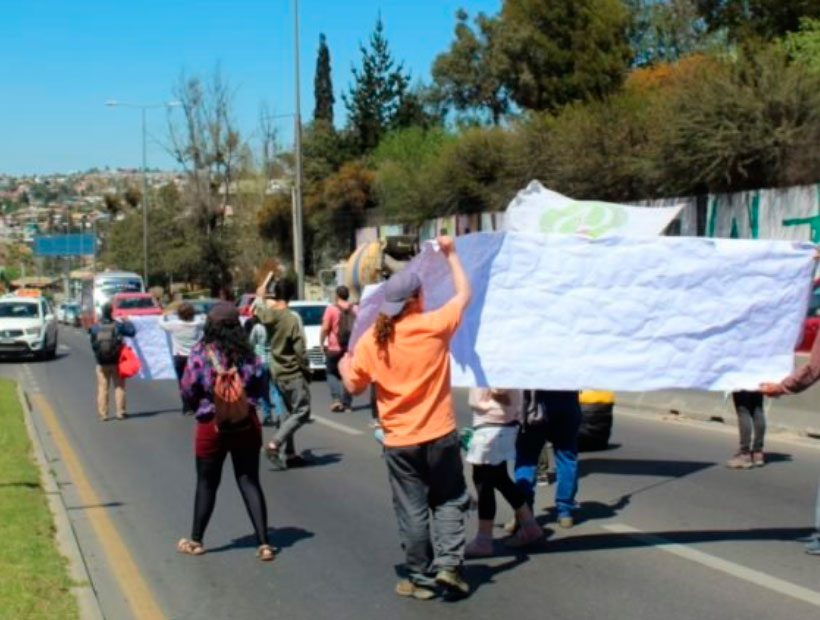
[18,384,106,620]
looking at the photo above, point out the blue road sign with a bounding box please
[33,234,96,256]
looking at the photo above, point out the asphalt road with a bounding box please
[4,324,820,620]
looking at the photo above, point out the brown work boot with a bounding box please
[726,452,753,469]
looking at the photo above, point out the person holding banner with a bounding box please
[760,334,820,555]
[339,236,472,600]
[159,302,202,416]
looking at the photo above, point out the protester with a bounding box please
[760,335,820,555]
[340,236,472,600]
[465,388,542,556]
[508,390,582,530]
[176,302,273,561]
[320,285,355,413]
[726,391,766,469]
[89,302,136,421]
[159,302,202,416]
[247,315,275,426]
[255,278,312,471]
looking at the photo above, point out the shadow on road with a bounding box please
[125,409,181,418]
[544,526,814,554]
[207,526,314,555]
[579,457,714,479]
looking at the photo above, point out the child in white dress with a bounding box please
[466,388,543,555]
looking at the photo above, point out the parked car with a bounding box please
[289,300,329,373]
[0,294,58,360]
[57,301,80,326]
[111,293,162,319]
[796,277,820,352]
[236,294,256,318]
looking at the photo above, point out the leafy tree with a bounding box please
[782,17,820,72]
[313,34,335,124]
[168,69,242,295]
[343,18,412,152]
[696,0,820,40]
[123,185,142,209]
[373,127,454,222]
[432,10,510,124]
[434,126,519,214]
[628,0,717,67]
[103,193,123,215]
[649,43,820,194]
[493,0,633,112]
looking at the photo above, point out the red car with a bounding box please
[796,277,820,352]
[111,293,162,318]
[236,294,256,318]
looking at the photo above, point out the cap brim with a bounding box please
[380,300,406,317]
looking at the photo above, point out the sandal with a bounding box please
[176,538,204,556]
[257,544,275,562]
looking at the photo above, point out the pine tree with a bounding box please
[313,34,335,124]
[343,18,410,153]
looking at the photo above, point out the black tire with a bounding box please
[577,403,613,451]
[45,337,57,361]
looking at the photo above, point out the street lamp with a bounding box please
[105,99,181,286]
[292,0,305,299]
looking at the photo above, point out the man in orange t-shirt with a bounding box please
[340,236,472,600]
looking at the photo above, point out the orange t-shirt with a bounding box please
[348,299,463,447]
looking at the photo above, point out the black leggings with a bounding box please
[473,463,527,521]
[192,448,269,546]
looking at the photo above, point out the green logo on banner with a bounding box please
[540,201,627,238]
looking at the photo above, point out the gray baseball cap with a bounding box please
[381,270,422,317]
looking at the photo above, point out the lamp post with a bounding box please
[105,100,181,286]
[292,0,305,299]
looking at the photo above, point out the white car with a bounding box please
[289,300,329,373]
[0,296,58,360]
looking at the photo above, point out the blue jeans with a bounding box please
[513,390,581,517]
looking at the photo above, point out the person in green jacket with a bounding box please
[254,278,312,470]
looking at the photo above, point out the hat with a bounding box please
[208,301,239,324]
[381,270,422,317]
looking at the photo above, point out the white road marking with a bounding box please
[603,523,820,608]
[311,414,364,436]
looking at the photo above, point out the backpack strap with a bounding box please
[205,346,225,373]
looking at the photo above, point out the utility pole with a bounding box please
[141,107,149,287]
[293,0,305,299]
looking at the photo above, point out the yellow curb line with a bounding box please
[30,393,168,620]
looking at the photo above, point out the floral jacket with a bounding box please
[180,342,267,420]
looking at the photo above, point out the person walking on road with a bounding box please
[340,236,472,601]
[726,391,767,469]
[177,302,274,561]
[255,278,312,471]
[465,388,542,556]
[508,390,582,530]
[760,334,820,555]
[320,285,355,413]
[89,302,136,421]
[246,316,277,426]
[159,302,202,416]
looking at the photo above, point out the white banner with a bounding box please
[350,233,816,391]
[125,316,177,380]
[505,181,684,238]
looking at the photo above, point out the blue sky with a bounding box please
[0,0,500,175]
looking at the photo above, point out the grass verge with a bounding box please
[0,378,78,620]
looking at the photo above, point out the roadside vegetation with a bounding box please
[0,378,78,620]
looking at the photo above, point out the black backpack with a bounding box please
[337,305,355,351]
[95,323,122,365]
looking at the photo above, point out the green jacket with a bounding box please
[254,305,309,381]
